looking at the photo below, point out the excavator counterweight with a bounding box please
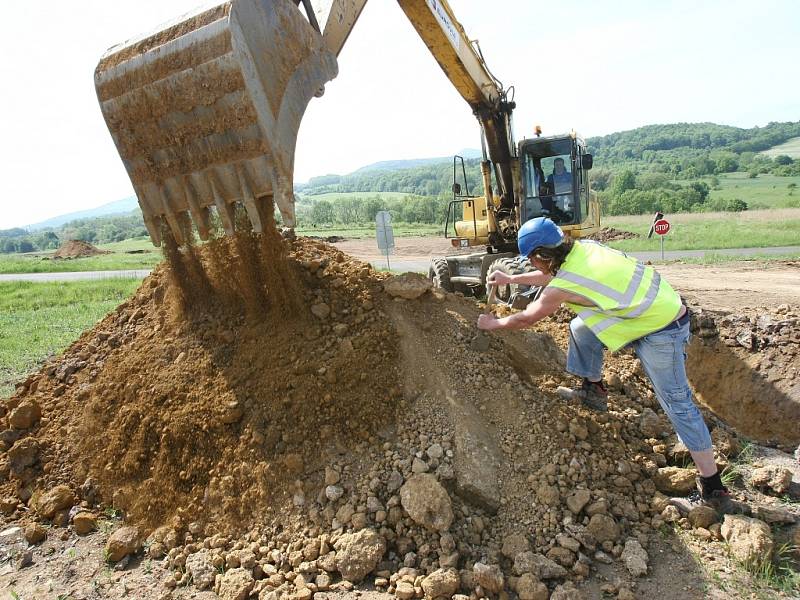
[95,0,337,246]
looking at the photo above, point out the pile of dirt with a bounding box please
[1,230,797,599]
[52,239,110,259]
[587,227,640,243]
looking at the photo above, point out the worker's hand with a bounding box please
[477,314,501,330]
[487,270,511,286]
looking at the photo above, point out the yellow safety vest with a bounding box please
[548,241,682,351]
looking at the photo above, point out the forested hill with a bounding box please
[298,121,800,197]
[589,121,800,164]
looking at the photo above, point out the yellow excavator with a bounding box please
[95,0,600,302]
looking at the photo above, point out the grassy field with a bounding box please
[297,191,424,202]
[0,279,141,398]
[604,208,800,253]
[760,136,800,158]
[296,222,441,239]
[0,237,161,274]
[710,173,800,209]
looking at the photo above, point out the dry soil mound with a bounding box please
[587,227,639,243]
[1,231,789,598]
[52,239,109,259]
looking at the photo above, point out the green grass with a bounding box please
[760,136,800,159]
[0,237,161,274]
[710,172,800,209]
[603,208,800,252]
[0,279,140,397]
[296,223,441,239]
[670,252,800,265]
[297,191,423,202]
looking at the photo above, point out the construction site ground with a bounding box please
[0,233,798,600]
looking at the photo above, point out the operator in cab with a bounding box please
[547,158,572,195]
[477,217,738,514]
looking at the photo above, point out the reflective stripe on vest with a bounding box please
[548,241,681,351]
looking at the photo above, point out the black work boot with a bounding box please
[670,475,749,516]
[575,378,608,412]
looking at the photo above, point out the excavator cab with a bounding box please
[519,134,596,233]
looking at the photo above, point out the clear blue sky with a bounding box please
[1,0,798,228]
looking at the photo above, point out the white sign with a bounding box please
[375,211,395,268]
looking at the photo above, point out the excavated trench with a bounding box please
[688,338,800,448]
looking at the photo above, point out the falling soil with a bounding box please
[52,239,109,259]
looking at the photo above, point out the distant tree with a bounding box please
[774,154,793,166]
[610,169,636,197]
[1,239,17,253]
[308,200,334,225]
[589,168,612,191]
[18,240,34,253]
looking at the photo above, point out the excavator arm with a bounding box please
[317,0,517,207]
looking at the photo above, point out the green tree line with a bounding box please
[0,212,147,254]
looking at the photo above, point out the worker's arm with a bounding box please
[477,286,569,331]
[488,269,553,287]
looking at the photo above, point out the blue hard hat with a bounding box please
[517,217,564,257]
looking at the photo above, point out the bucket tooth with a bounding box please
[182,176,212,241]
[208,172,236,236]
[236,164,266,233]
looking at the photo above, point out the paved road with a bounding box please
[369,245,800,273]
[0,246,796,281]
[0,269,152,282]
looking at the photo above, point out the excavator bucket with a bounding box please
[95,0,338,246]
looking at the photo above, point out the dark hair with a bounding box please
[531,236,574,275]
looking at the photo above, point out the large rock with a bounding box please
[217,567,254,600]
[186,549,217,590]
[513,551,568,579]
[473,562,504,594]
[621,539,648,577]
[334,528,386,582]
[8,401,42,430]
[24,523,47,545]
[566,489,591,514]
[105,526,141,562]
[516,573,549,600]
[72,512,97,535]
[653,467,697,495]
[383,273,432,299]
[501,533,530,558]
[720,515,773,566]
[399,474,453,531]
[752,504,796,524]
[8,438,39,473]
[688,506,718,529]
[586,514,620,543]
[750,467,793,495]
[550,582,586,600]
[639,408,667,438]
[35,485,76,519]
[421,568,459,599]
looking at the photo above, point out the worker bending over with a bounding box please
[477,217,731,510]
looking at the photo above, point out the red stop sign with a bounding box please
[654,219,671,236]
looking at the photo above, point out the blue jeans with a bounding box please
[566,316,713,452]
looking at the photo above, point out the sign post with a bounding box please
[375,211,395,270]
[653,218,671,260]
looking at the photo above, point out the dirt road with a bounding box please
[334,237,800,312]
